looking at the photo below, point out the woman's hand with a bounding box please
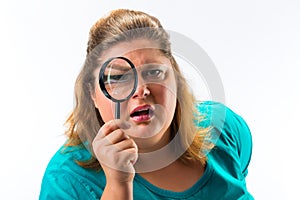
[92,119,138,183]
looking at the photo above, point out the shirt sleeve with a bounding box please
[198,101,253,177]
[39,169,98,200]
[225,106,253,177]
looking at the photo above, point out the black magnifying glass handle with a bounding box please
[115,102,120,119]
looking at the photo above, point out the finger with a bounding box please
[94,119,131,140]
[101,120,131,137]
[103,120,131,134]
[92,130,124,154]
[105,129,130,145]
[98,144,137,171]
[118,146,139,165]
[92,132,135,160]
[114,138,137,152]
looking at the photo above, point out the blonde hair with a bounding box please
[65,9,213,169]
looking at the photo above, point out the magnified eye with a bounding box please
[104,73,133,85]
[99,57,138,104]
[104,67,134,85]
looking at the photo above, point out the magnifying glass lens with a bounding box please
[104,58,136,100]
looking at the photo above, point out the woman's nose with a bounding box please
[132,84,150,99]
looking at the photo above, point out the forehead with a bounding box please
[99,39,168,65]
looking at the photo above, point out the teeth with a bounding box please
[138,109,148,112]
[131,108,150,117]
[135,109,149,114]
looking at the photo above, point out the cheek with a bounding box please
[151,82,177,112]
[153,73,177,104]
[94,88,114,122]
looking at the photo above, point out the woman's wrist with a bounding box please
[101,180,133,200]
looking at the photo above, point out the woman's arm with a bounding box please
[101,181,133,200]
[92,119,138,200]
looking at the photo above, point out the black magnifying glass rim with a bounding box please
[99,56,138,103]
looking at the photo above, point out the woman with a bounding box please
[40,9,253,200]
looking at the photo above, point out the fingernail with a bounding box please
[124,134,130,139]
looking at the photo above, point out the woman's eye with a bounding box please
[143,69,165,80]
[148,69,162,77]
[141,64,170,82]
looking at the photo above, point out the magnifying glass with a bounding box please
[99,57,138,119]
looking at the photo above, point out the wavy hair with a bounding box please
[64,9,213,169]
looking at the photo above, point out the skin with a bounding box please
[92,39,177,152]
[91,40,204,200]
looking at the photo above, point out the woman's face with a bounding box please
[92,39,177,152]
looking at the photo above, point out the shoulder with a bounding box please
[197,101,253,177]
[44,144,92,175]
[40,144,105,199]
[197,101,251,143]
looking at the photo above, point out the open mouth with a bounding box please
[130,105,154,122]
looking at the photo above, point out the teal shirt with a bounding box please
[39,101,253,199]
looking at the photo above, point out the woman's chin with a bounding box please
[125,120,163,138]
[127,125,171,153]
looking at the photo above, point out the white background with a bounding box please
[1,0,299,199]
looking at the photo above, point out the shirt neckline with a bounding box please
[134,160,214,198]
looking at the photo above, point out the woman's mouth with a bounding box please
[130,105,154,122]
